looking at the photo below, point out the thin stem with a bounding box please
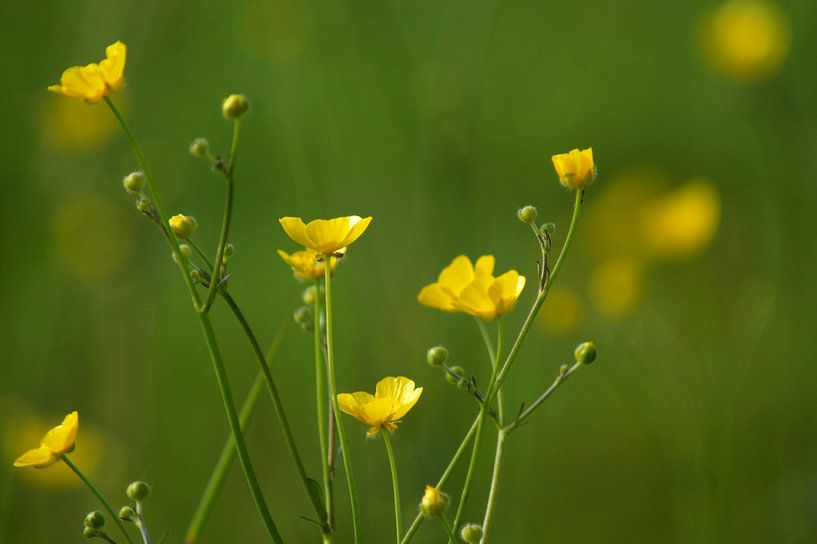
[201,119,241,313]
[314,279,334,533]
[135,519,152,544]
[504,361,582,433]
[439,517,457,543]
[187,238,214,271]
[324,263,363,542]
[400,417,480,544]
[185,317,291,544]
[60,455,136,544]
[382,431,403,543]
[479,430,507,542]
[221,291,329,532]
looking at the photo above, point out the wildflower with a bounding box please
[279,215,372,255]
[417,255,496,312]
[169,214,198,240]
[277,249,338,280]
[14,411,78,468]
[222,94,250,119]
[337,376,423,437]
[698,0,790,82]
[419,485,449,517]
[455,270,526,320]
[48,41,127,103]
[551,148,596,189]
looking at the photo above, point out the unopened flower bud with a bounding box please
[302,285,324,306]
[127,481,150,501]
[122,171,145,194]
[293,306,313,332]
[445,366,465,385]
[223,243,235,258]
[84,511,105,529]
[83,527,99,539]
[426,346,449,367]
[420,485,448,518]
[136,197,152,213]
[517,205,538,224]
[574,341,597,365]
[172,244,193,264]
[222,94,250,120]
[169,214,198,240]
[191,269,204,284]
[461,523,483,543]
[118,506,136,521]
[189,137,209,157]
[541,222,556,235]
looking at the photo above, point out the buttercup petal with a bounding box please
[14,447,58,468]
[390,387,423,421]
[456,277,496,319]
[338,216,372,249]
[99,41,126,91]
[279,217,312,248]
[417,283,457,311]
[304,217,356,253]
[41,411,78,454]
[437,256,475,294]
[474,255,495,277]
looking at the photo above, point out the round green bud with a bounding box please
[189,137,209,157]
[541,222,556,235]
[223,243,235,258]
[222,94,250,120]
[168,214,198,240]
[426,346,449,367]
[172,244,193,264]
[445,366,464,385]
[461,523,483,543]
[118,506,136,521]
[122,171,145,194]
[420,485,449,518]
[84,511,105,529]
[574,341,597,365]
[83,527,99,539]
[136,197,152,213]
[517,205,538,224]
[293,306,313,332]
[127,481,150,501]
[302,285,325,306]
[191,269,204,283]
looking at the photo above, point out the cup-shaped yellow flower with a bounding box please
[14,411,79,468]
[48,42,127,103]
[279,216,372,255]
[456,270,526,320]
[552,148,596,189]
[337,377,423,437]
[417,255,496,312]
[277,249,338,280]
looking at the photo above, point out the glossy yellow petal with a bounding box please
[99,41,126,91]
[374,376,416,402]
[303,217,353,253]
[389,386,423,421]
[14,447,58,468]
[551,147,596,189]
[338,216,372,249]
[456,276,497,319]
[41,411,78,454]
[474,255,495,277]
[417,283,457,312]
[488,271,525,315]
[437,255,475,294]
[279,217,312,248]
[50,66,107,102]
[277,248,332,280]
[356,398,396,427]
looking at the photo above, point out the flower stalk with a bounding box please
[382,431,403,543]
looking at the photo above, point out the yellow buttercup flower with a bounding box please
[277,248,338,280]
[455,270,526,320]
[48,42,127,103]
[551,148,596,189]
[337,377,423,437]
[279,215,372,255]
[417,255,496,312]
[14,411,78,468]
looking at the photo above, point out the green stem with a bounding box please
[201,119,241,313]
[504,361,582,433]
[314,279,335,534]
[439,517,457,543]
[324,262,363,542]
[187,239,214,271]
[479,430,507,543]
[221,291,329,532]
[185,317,291,544]
[382,432,403,543]
[135,519,152,544]
[61,455,136,544]
[400,417,480,544]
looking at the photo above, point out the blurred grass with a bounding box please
[2,0,817,542]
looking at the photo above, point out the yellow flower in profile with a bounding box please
[279,215,372,255]
[277,249,338,280]
[14,412,78,468]
[551,148,596,189]
[48,42,127,103]
[455,271,526,320]
[640,178,721,259]
[338,377,423,437]
[417,255,496,312]
[698,0,790,82]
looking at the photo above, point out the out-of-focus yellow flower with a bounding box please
[589,258,645,318]
[417,255,496,312]
[279,216,372,255]
[48,42,127,103]
[538,287,583,335]
[41,94,123,153]
[13,412,78,468]
[277,248,338,280]
[420,485,449,517]
[337,377,423,437]
[455,271,526,320]
[641,178,721,259]
[551,148,596,189]
[698,0,790,82]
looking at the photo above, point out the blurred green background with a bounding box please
[2,0,816,542]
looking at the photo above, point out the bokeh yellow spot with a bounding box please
[52,192,131,282]
[236,0,313,62]
[589,258,645,318]
[697,0,791,82]
[41,94,124,154]
[641,178,721,260]
[538,287,583,335]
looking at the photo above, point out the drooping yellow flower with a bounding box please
[455,270,526,320]
[279,216,372,255]
[337,377,423,437]
[697,0,790,82]
[48,42,127,103]
[277,249,338,280]
[551,148,596,189]
[14,412,78,468]
[417,255,496,312]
